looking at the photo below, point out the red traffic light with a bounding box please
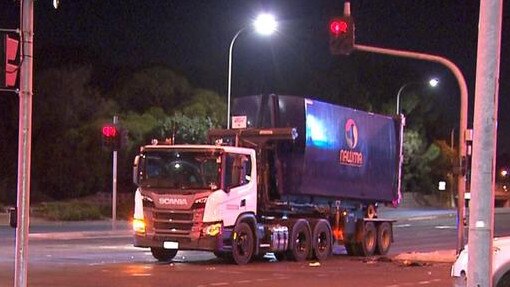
[328,16,354,56]
[102,124,118,138]
[329,19,349,37]
[5,35,19,87]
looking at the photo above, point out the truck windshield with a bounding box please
[140,149,220,190]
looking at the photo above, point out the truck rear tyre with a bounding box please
[232,222,254,265]
[150,247,178,262]
[312,219,332,261]
[375,222,392,255]
[359,221,377,256]
[287,219,312,262]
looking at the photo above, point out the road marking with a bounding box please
[407,216,438,221]
[395,224,411,228]
[210,283,229,286]
[131,273,151,277]
[435,225,456,229]
[233,280,252,284]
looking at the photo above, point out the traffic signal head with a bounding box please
[4,35,19,87]
[329,16,354,56]
[102,123,121,151]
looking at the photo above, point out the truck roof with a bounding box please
[142,144,256,156]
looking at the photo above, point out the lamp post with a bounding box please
[226,13,277,129]
[396,78,439,114]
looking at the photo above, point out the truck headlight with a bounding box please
[133,218,146,234]
[203,223,222,237]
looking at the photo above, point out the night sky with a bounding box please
[1,0,509,154]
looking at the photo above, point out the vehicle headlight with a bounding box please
[133,218,146,234]
[203,223,222,237]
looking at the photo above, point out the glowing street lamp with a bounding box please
[396,78,439,114]
[226,13,277,129]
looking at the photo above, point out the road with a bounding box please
[1,208,510,286]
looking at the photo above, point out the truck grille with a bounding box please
[150,209,196,237]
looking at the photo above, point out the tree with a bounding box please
[181,89,227,128]
[32,65,114,200]
[113,66,192,113]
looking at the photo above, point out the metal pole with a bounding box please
[14,1,34,287]
[355,44,469,254]
[396,82,412,114]
[112,116,118,229]
[467,0,502,286]
[226,27,246,129]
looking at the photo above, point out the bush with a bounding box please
[35,201,103,221]
[33,193,134,221]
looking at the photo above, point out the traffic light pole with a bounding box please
[14,1,34,287]
[354,44,469,254]
[112,115,118,229]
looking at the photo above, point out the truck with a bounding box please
[132,94,405,265]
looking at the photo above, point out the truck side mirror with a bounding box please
[133,155,140,185]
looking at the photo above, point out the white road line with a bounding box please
[210,283,229,286]
[435,225,456,229]
[408,216,438,221]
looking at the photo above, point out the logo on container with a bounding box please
[339,118,363,167]
[345,119,358,149]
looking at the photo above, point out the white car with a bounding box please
[451,236,510,287]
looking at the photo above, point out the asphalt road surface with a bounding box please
[1,208,509,287]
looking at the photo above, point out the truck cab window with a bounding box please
[224,154,251,189]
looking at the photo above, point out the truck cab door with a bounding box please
[221,153,256,224]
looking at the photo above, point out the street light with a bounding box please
[226,13,277,129]
[395,78,439,114]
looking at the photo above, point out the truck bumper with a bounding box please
[134,226,233,252]
[134,233,221,251]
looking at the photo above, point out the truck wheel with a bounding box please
[496,270,510,287]
[359,221,377,256]
[150,247,178,262]
[375,222,392,255]
[232,222,254,265]
[312,219,332,261]
[287,219,312,261]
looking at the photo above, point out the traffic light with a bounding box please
[4,34,19,87]
[102,123,121,151]
[329,16,354,56]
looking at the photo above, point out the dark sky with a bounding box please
[1,0,509,154]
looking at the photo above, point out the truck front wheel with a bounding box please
[232,222,254,265]
[287,219,312,261]
[150,247,178,262]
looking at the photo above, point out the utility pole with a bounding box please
[467,1,503,286]
[14,1,34,287]
[112,115,118,229]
